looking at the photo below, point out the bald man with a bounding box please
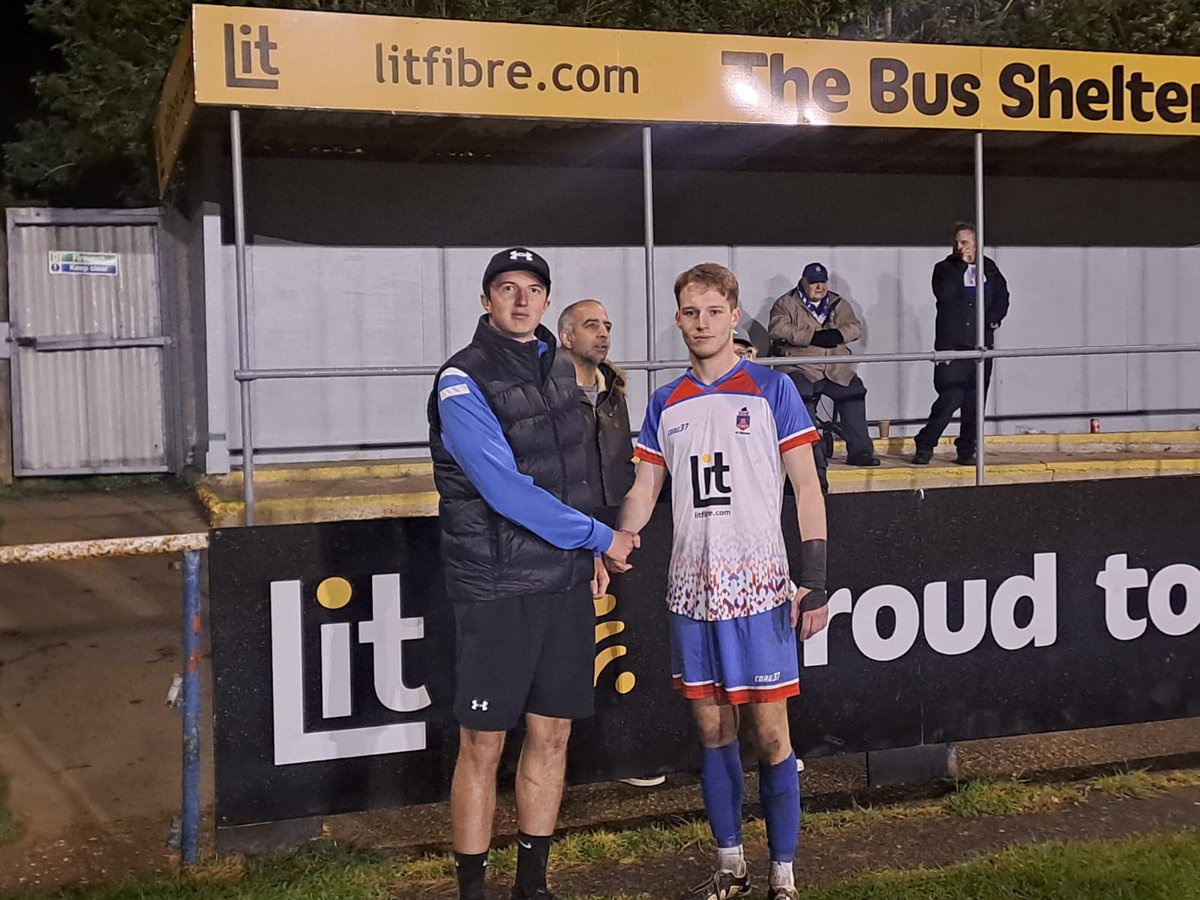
[558,299,635,508]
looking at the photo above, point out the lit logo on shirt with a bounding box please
[690,452,732,511]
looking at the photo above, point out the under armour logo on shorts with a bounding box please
[509,250,534,261]
[471,698,489,711]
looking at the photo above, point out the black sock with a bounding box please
[514,831,552,897]
[454,851,488,900]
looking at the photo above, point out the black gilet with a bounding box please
[428,316,595,603]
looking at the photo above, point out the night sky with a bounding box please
[0,3,56,158]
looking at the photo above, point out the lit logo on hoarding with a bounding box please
[270,574,430,765]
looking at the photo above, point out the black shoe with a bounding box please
[683,869,751,899]
[846,454,881,467]
[511,890,556,899]
[767,888,799,900]
[953,453,977,466]
[911,448,933,465]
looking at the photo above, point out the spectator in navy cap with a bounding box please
[768,261,880,492]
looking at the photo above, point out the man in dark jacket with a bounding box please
[428,248,638,900]
[912,223,1010,466]
[557,299,635,508]
[557,298,668,790]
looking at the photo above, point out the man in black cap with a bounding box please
[769,262,880,491]
[428,248,638,900]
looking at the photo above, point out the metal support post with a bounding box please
[180,548,203,867]
[974,132,986,486]
[231,109,256,523]
[642,126,657,391]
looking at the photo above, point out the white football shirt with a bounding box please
[634,360,818,621]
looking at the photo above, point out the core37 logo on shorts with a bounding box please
[269,573,431,765]
[690,451,732,511]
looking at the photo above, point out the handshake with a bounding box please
[590,529,640,599]
[603,529,640,573]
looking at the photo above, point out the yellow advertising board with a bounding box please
[156,3,1200,190]
[155,16,197,193]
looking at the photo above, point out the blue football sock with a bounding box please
[759,753,801,863]
[700,741,744,848]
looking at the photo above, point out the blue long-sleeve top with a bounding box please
[436,358,614,555]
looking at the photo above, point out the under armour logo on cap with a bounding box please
[471,698,489,711]
[482,247,551,294]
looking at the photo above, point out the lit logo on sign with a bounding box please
[224,22,280,89]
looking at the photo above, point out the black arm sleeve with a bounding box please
[797,538,829,612]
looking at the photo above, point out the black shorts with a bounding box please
[453,584,596,731]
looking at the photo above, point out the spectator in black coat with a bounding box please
[913,223,1010,466]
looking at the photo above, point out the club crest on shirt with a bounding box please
[735,407,751,433]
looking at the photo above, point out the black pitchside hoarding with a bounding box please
[209,477,1200,827]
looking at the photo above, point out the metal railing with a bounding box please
[0,534,209,867]
[230,341,1200,511]
[235,342,1200,382]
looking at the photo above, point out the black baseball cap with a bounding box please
[802,262,829,284]
[482,247,551,294]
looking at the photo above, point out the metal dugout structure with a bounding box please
[157,4,1200,521]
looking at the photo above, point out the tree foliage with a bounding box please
[804,0,1200,48]
[7,0,1200,205]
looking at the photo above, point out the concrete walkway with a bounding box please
[196,430,1200,526]
[0,485,210,846]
